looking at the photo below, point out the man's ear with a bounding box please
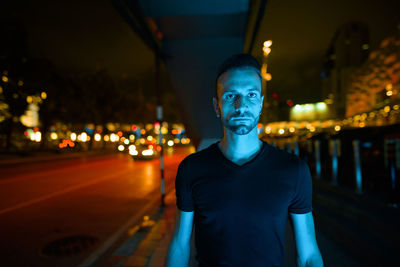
[213,97,220,117]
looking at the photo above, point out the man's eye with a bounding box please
[225,94,234,99]
[249,93,257,98]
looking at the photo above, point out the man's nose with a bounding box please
[234,95,248,110]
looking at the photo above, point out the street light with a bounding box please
[263,40,272,48]
[262,40,272,122]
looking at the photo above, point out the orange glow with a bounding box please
[148,144,154,150]
[156,145,162,151]
[257,123,262,129]
[120,137,126,142]
[117,131,123,137]
[141,129,146,135]
[131,125,137,131]
[172,129,178,135]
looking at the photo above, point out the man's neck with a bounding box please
[218,128,262,165]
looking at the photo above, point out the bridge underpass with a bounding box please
[112,0,267,149]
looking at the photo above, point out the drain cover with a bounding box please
[41,235,99,257]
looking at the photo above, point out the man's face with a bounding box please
[214,68,264,135]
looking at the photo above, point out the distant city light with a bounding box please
[174,138,180,144]
[289,127,295,133]
[334,125,341,131]
[2,76,8,82]
[361,44,369,50]
[104,135,110,142]
[50,132,58,140]
[386,90,393,96]
[26,96,33,103]
[128,145,136,151]
[80,132,88,142]
[139,138,145,144]
[41,92,47,99]
[278,129,284,135]
[17,80,24,86]
[110,133,119,142]
[147,135,153,141]
[167,140,174,146]
[118,145,125,151]
[94,133,101,141]
[265,126,271,134]
[34,131,41,142]
[384,106,391,113]
[70,133,77,141]
[124,139,129,145]
[141,129,146,135]
[129,134,135,140]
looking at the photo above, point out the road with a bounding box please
[0,146,194,267]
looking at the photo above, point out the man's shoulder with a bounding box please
[263,142,302,167]
[179,142,217,169]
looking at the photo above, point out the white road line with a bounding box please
[0,169,131,216]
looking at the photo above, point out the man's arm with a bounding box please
[166,208,194,267]
[290,212,323,267]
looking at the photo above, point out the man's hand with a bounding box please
[290,212,323,267]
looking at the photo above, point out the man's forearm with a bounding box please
[166,238,190,267]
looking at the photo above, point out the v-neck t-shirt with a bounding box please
[175,140,313,267]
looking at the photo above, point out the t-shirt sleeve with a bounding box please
[288,159,313,214]
[175,160,195,212]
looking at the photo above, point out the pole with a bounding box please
[353,140,362,194]
[314,140,321,179]
[155,54,165,206]
[331,139,338,186]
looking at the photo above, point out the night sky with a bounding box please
[2,0,400,104]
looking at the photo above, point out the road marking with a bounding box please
[0,169,131,216]
[0,157,125,185]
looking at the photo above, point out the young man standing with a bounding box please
[167,54,323,267]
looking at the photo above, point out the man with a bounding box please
[166,54,323,267]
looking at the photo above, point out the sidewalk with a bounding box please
[100,190,181,267]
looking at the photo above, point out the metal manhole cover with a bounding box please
[41,235,99,257]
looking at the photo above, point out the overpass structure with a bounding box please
[112,0,267,149]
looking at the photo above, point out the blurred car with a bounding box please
[127,143,159,160]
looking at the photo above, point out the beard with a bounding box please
[222,112,259,135]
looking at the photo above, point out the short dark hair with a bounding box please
[214,53,262,100]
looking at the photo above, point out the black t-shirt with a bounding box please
[175,141,313,267]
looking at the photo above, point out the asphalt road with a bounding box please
[0,146,194,267]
